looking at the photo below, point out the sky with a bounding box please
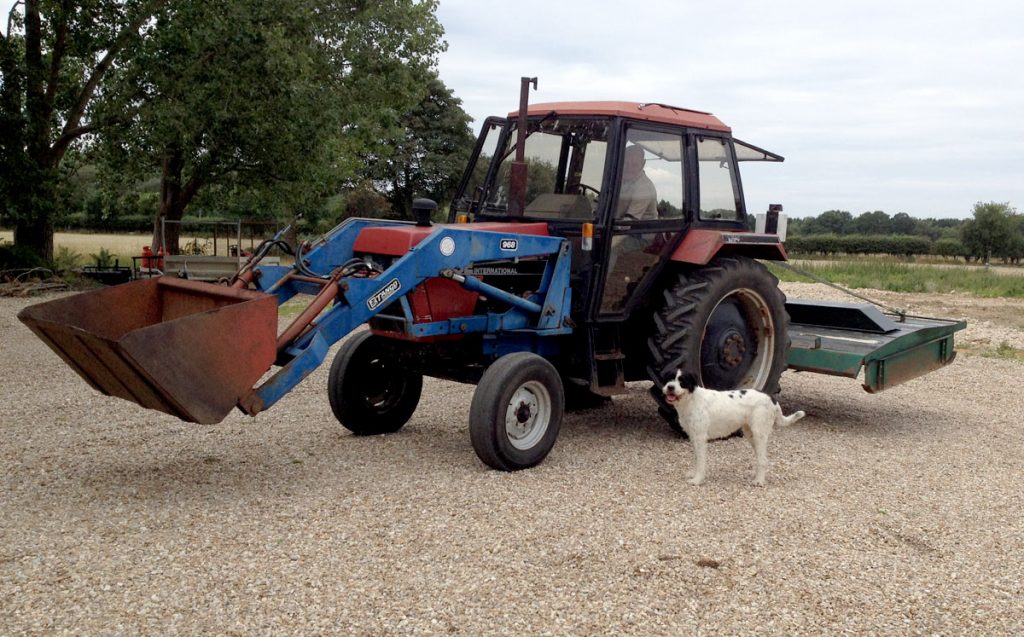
[435,0,1024,219]
[3,1,1021,219]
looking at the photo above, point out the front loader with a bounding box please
[19,79,966,471]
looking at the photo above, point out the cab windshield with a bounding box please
[478,118,609,220]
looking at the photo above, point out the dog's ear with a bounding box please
[677,372,698,392]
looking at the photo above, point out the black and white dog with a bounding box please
[662,371,805,486]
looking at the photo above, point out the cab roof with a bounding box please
[508,101,731,133]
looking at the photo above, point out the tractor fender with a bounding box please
[670,228,788,265]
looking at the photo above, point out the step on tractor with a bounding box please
[20,78,966,471]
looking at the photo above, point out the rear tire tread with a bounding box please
[646,256,790,433]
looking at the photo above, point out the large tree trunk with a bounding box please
[152,146,203,255]
[12,0,57,263]
[10,162,60,262]
[9,159,59,262]
[13,217,54,263]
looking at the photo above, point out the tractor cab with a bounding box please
[450,102,783,318]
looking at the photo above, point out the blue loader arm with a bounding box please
[238,224,572,415]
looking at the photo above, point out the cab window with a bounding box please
[483,119,608,219]
[697,137,741,221]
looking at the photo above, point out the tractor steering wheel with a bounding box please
[575,183,601,197]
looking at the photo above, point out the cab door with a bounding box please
[596,126,689,315]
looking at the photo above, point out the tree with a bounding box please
[338,182,394,221]
[1,0,168,261]
[365,72,474,219]
[850,210,891,235]
[890,212,916,235]
[960,201,1016,264]
[96,0,445,253]
[805,209,852,235]
[933,237,965,260]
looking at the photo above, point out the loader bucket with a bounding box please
[18,277,278,424]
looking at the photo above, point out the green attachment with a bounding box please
[784,300,966,393]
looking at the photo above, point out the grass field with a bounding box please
[769,260,1024,298]
[1,230,149,263]
[0,230,268,267]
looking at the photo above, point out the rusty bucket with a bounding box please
[18,277,278,424]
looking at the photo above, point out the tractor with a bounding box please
[20,79,965,471]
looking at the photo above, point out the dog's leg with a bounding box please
[689,433,708,485]
[750,427,770,487]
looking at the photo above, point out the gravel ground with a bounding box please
[2,284,1023,635]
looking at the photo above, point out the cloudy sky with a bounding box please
[436,0,1024,219]
[3,1,1020,219]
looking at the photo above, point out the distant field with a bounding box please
[770,259,1024,298]
[0,230,266,265]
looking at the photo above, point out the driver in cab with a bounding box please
[616,144,658,220]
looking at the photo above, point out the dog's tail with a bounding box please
[775,403,806,427]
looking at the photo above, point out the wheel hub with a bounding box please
[699,292,772,390]
[515,401,533,424]
[719,332,747,368]
[504,382,551,451]
[506,388,539,440]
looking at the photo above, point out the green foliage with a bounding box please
[769,260,1024,298]
[0,241,48,271]
[933,238,966,259]
[365,72,475,218]
[786,234,932,256]
[94,0,446,245]
[1,0,168,260]
[488,159,559,208]
[995,341,1024,360]
[890,212,917,235]
[52,246,83,274]
[1,0,451,258]
[89,247,116,268]
[790,209,966,240]
[960,201,1018,263]
[788,204,1024,262]
[341,183,395,220]
[797,210,853,235]
[849,210,891,235]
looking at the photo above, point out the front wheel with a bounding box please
[469,353,564,471]
[647,256,789,432]
[327,331,422,435]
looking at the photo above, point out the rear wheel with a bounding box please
[647,256,789,433]
[470,353,564,471]
[328,331,422,435]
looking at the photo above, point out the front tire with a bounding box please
[647,256,789,432]
[327,331,423,435]
[470,353,564,471]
